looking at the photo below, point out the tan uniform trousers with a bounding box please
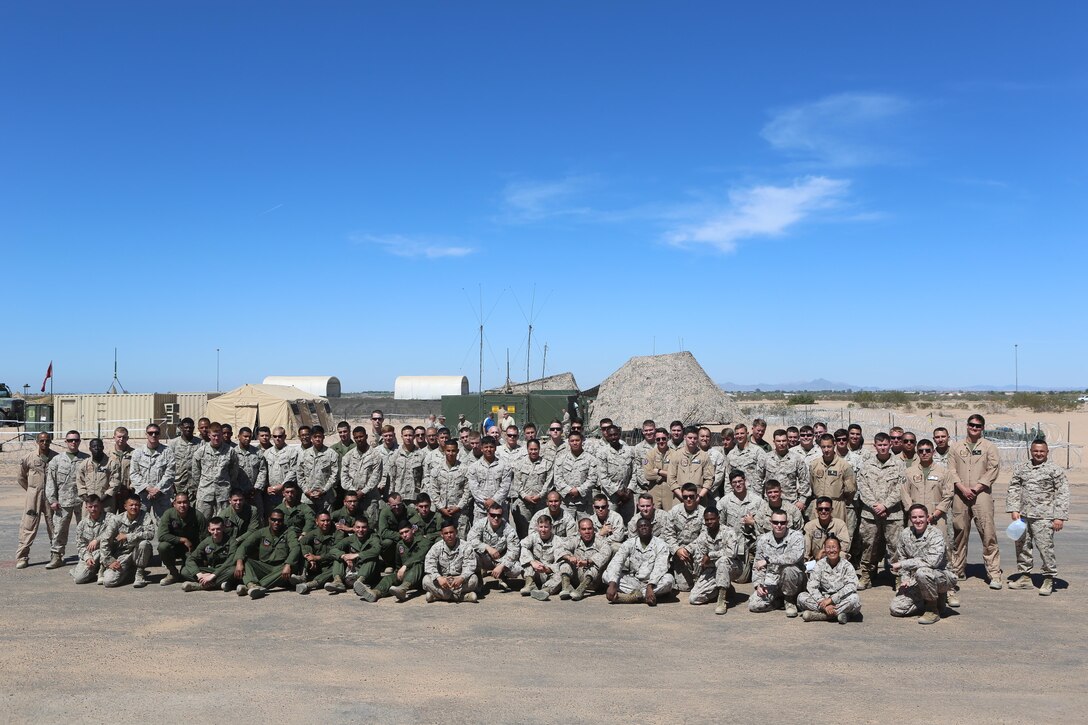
[951,489,1001,581]
[17,486,55,561]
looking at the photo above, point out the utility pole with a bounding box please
[1014,344,1019,393]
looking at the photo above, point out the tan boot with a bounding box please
[858,572,872,590]
[714,588,728,615]
[45,554,64,570]
[559,574,573,600]
[569,577,590,601]
[918,599,940,625]
[946,588,961,608]
[1039,577,1054,596]
[612,591,642,604]
[802,610,828,622]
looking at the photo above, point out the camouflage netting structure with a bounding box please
[588,352,739,430]
[486,372,579,394]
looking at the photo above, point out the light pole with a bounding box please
[216,348,220,392]
[1014,344,1018,393]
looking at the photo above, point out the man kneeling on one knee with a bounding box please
[890,503,956,625]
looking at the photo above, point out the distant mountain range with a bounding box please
[718,379,1074,393]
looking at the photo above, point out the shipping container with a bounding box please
[54,393,179,440]
[441,391,584,433]
[24,403,54,435]
[175,392,221,424]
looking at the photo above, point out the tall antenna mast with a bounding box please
[541,343,548,380]
[478,285,483,395]
[107,347,128,394]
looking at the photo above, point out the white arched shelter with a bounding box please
[394,375,470,400]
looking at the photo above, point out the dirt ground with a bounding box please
[1,417,1086,723]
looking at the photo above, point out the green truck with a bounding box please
[0,383,26,427]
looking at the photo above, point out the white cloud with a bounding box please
[352,233,476,259]
[761,93,910,167]
[664,176,850,253]
[500,175,596,222]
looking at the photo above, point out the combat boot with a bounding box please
[521,577,536,596]
[182,582,201,592]
[1039,577,1054,596]
[45,554,64,570]
[946,587,961,608]
[570,578,590,601]
[1008,573,1034,590]
[714,588,728,615]
[836,612,849,625]
[296,581,318,595]
[493,577,512,593]
[248,584,267,599]
[918,599,940,625]
[857,572,872,590]
[15,558,28,569]
[530,588,550,601]
[801,610,828,622]
[559,574,573,600]
[389,584,409,601]
[462,591,478,603]
[133,569,149,588]
[324,577,347,594]
[612,591,642,604]
[160,572,179,587]
[354,581,378,602]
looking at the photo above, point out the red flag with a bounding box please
[40,361,52,392]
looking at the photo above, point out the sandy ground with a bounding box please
[1,411,1086,723]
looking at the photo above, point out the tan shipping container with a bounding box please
[54,393,179,441]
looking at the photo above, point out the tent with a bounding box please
[485,372,579,394]
[587,352,739,430]
[204,384,333,439]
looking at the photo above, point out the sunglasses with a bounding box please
[592,504,608,510]
[968,423,983,429]
[816,507,832,512]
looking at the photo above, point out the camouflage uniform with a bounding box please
[949,437,1002,582]
[596,441,636,522]
[716,488,763,583]
[343,446,384,520]
[588,508,626,552]
[797,556,862,617]
[108,448,134,502]
[706,446,729,498]
[688,524,741,605]
[551,449,599,515]
[46,451,89,557]
[77,455,116,512]
[422,537,479,600]
[857,454,906,578]
[99,510,156,587]
[540,439,567,466]
[425,459,473,537]
[234,444,269,519]
[467,516,522,577]
[386,446,425,504]
[1006,460,1070,577]
[192,443,239,519]
[756,449,811,505]
[748,529,805,612]
[890,525,955,616]
[519,531,564,594]
[558,535,614,594]
[263,444,299,510]
[15,448,57,563]
[508,455,553,538]
[725,444,761,494]
[665,503,706,591]
[626,510,674,545]
[129,443,176,523]
[467,456,513,518]
[69,513,110,584]
[296,445,341,513]
[603,535,675,597]
[530,506,578,543]
[168,436,202,499]
[903,462,957,555]
[754,501,804,533]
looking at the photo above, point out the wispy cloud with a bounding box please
[499,175,597,222]
[761,92,910,167]
[664,176,850,253]
[352,233,476,259]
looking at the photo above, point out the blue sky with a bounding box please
[3,2,1086,394]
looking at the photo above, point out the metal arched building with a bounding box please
[394,375,470,400]
[261,375,341,398]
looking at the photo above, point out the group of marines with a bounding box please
[15,409,1069,624]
